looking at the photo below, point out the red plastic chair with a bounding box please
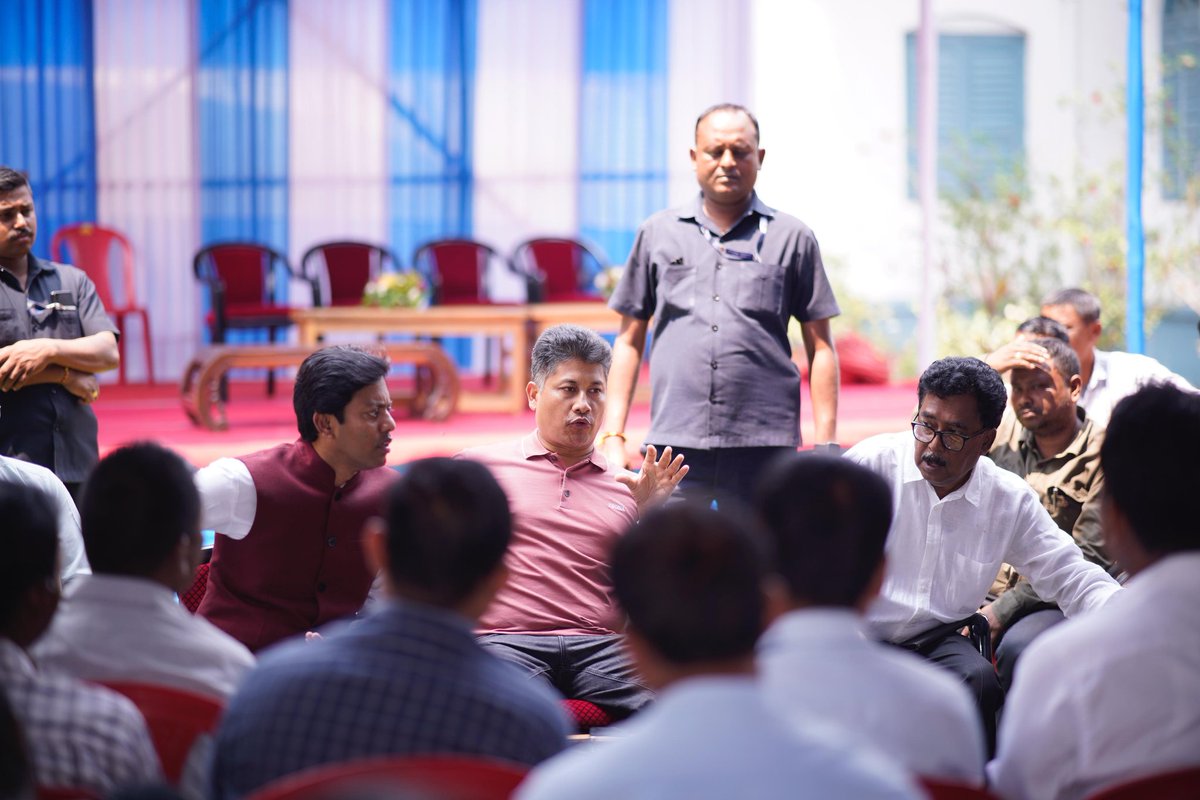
[100,681,224,785]
[180,562,210,614]
[50,223,154,385]
[412,238,530,306]
[300,241,400,307]
[245,754,529,800]
[919,776,1000,800]
[1084,765,1200,800]
[193,242,310,395]
[561,699,613,732]
[511,237,606,303]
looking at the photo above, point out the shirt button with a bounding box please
[327,536,337,548]
[711,361,718,369]
[716,264,723,270]
[563,490,571,499]
[711,325,718,332]
[333,491,342,501]
[712,294,720,302]
[316,582,327,593]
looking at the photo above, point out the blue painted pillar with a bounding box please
[1126,0,1145,353]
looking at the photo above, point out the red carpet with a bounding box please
[94,379,919,467]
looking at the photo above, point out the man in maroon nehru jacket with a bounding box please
[196,346,399,652]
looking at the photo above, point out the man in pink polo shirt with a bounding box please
[459,324,686,721]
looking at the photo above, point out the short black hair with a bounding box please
[81,443,200,576]
[294,346,390,441]
[612,503,770,665]
[1102,384,1200,555]
[1029,337,1080,383]
[756,454,893,607]
[0,482,58,631]
[530,324,611,387]
[695,103,761,145]
[918,357,1007,429]
[1042,287,1101,324]
[1016,315,1069,343]
[0,167,29,194]
[385,458,511,607]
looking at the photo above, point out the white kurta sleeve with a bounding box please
[195,458,257,540]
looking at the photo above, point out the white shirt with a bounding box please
[759,608,985,783]
[1079,349,1196,427]
[0,454,89,582]
[195,457,257,539]
[989,552,1200,800]
[517,675,921,800]
[33,573,255,700]
[846,433,1121,642]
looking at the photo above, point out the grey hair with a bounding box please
[1042,287,1101,324]
[530,324,611,387]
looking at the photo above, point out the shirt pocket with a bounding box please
[0,308,21,345]
[936,549,1001,615]
[737,261,785,316]
[661,263,697,313]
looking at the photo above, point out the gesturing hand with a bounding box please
[617,444,688,513]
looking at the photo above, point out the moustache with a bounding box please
[921,453,946,468]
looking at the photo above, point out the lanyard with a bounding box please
[699,215,769,263]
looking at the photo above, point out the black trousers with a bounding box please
[654,445,794,509]
[899,627,1004,757]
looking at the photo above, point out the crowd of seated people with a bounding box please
[1,320,1198,800]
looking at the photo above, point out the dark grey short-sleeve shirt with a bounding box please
[609,193,839,449]
[0,256,119,482]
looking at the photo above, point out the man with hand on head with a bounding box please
[519,503,920,800]
[984,336,1115,690]
[602,104,840,507]
[459,324,686,723]
[991,384,1200,799]
[197,345,400,652]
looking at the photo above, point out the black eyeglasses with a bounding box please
[911,420,990,452]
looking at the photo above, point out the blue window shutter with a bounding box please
[1163,0,1200,199]
[906,33,1025,198]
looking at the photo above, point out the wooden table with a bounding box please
[292,303,623,413]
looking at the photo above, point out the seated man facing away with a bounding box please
[0,482,161,794]
[459,324,685,721]
[197,345,400,652]
[845,356,1121,753]
[0,454,89,584]
[519,504,920,800]
[757,454,986,783]
[1041,287,1196,427]
[34,442,254,701]
[991,384,1200,800]
[211,458,569,799]
[984,336,1116,691]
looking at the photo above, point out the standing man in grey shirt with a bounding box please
[601,104,840,506]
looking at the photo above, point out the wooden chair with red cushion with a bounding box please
[245,754,529,800]
[193,242,311,395]
[300,241,400,307]
[511,237,606,303]
[50,223,154,384]
[1084,765,1200,800]
[100,682,224,785]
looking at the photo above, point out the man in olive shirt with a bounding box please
[984,336,1115,690]
[601,104,840,507]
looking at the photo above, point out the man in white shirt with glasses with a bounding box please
[846,356,1121,754]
